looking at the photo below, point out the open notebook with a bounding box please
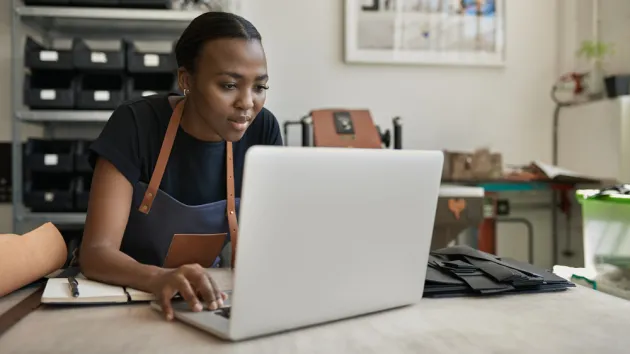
[41,274,155,304]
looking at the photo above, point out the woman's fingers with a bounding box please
[191,271,219,310]
[156,265,228,318]
[207,274,224,308]
[175,273,202,312]
[159,286,176,321]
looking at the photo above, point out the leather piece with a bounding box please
[311,109,382,148]
[454,271,514,294]
[164,234,227,269]
[434,196,483,224]
[434,246,545,278]
[447,199,466,220]
[0,222,67,297]
[225,143,238,268]
[424,246,575,298]
[138,99,184,214]
[0,285,45,337]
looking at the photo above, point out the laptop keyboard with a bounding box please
[215,307,231,319]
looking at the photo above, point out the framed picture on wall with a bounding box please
[344,0,506,67]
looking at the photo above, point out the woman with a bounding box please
[78,12,282,320]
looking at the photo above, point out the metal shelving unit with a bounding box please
[17,5,204,38]
[9,2,212,233]
[16,110,114,123]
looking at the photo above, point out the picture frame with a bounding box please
[344,0,506,67]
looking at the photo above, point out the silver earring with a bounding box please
[184,88,190,96]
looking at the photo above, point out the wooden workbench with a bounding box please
[1,269,629,353]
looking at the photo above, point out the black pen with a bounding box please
[68,276,80,298]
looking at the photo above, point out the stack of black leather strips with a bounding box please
[424,246,575,297]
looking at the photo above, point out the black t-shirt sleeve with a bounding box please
[260,108,283,146]
[88,104,142,184]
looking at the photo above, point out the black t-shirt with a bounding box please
[89,94,283,205]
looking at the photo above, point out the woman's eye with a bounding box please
[222,83,268,92]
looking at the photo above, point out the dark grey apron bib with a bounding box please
[119,99,240,268]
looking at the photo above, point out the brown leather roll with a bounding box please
[0,222,67,297]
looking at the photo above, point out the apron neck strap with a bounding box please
[225,143,238,268]
[138,99,237,224]
[139,98,185,214]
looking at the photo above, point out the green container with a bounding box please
[577,189,630,270]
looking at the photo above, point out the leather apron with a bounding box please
[120,99,240,268]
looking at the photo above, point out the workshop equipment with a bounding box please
[283,109,402,149]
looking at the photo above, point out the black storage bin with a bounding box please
[75,140,94,173]
[0,143,11,204]
[70,0,119,6]
[604,75,630,98]
[126,73,176,99]
[75,176,92,212]
[24,71,76,109]
[76,74,125,110]
[126,41,176,73]
[23,139,76,173]
[72,39,125,72]
[24,37,74,71]
[24,174,75,212]
[119,0,171,9]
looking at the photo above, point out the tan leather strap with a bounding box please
[139,99,185,214]
[226,142,238,268]
[0,285,45,337]
[138,98,240,268]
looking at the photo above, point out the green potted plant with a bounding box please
[578,40,615,61]
[577,40,615,96]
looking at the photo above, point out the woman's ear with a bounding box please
[177,67,192,94]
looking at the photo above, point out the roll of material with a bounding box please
[0,223,68,297]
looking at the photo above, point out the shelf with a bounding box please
[18,212,86,225]
[15,6,203,22]
[16,6,203,37]
[11,5,196,232]
[17,110,112,123]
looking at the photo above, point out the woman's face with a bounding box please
[180,38,268,142]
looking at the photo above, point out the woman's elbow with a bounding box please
[78,247,92,275]
[78,242,104,277]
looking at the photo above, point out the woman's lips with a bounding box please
[228,119,249,132]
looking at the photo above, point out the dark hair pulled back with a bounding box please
[175,11,262,73]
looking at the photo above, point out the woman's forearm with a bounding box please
[79,247,168,293]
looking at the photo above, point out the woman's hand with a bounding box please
[148,263,228,320]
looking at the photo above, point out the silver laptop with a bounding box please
[151,146,443,341]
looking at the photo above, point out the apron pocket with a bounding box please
[164,233,227,268]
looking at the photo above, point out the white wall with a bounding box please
[2,0,628,268]
[244,0,558,165]
[243,0,564,267]
[243,0,630,268]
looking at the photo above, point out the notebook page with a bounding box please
[41,278,128,304]
[125,287,155,302]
